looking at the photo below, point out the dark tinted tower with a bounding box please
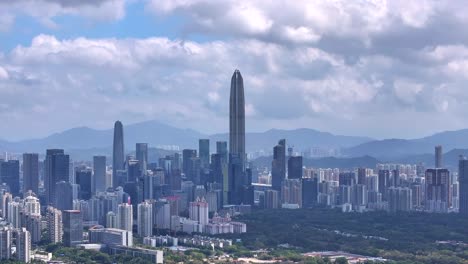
[113,121,125,187]
[229,69,246,170]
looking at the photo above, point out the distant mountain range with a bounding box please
[344,129,468,159]
[0,120,372,159]
[2,120,468,165]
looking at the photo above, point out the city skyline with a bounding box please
[2,1,468,140]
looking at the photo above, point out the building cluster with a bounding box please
[253,143,467,214]
[0,70,252,263]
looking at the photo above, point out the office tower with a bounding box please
[281,179,302,207]
[23,153,39,195]
[459,157,468,215]
[182,149,197,181]
[137,201,153,237]
[339,172,356,186]
[93,156,106,193]
[264,190,279,209]
[199,139,210,169]
[0,160,20,197]
[117,202,133,232]
[189,197,209,227]
[46,206,63,243]
[45,149,69,206]
[229,69,246,170]
[0,227,11,260]
[378,169,390,201]
[16,228,31,263]
[216,141,228,164]
[271,139,286,191]
[227,154,245,204]
[288,156,303,179]
[425,168,451,213]
[435,145,443,168]
[210,154,224,184]
[55,181,73,211]
[127,159,141,183]
[63,210,83,247]
[136,143,148,174]
[75,168,92,200]
[106,212,117,228]
[302,178,318,208]
[113,121,125,188]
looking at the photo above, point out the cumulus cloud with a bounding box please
[0,0,126,30]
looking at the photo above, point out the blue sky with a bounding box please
[1,0,468,141]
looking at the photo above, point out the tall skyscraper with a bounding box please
[288,156,303,179]
[302,178,318,208]
[199,139,210,169]
[229,69,246,171]
[113,121,125,188]
[136,143,148,174]
[459,156,468,216]
[182,149,197,179]
[93,156,106,193]
[45,149,69,206]
[435,145,443,168]
[23,153,39,195]
[76,168,92,200]
[0,160,20,197]
[137,201,153,237]
[63,210,83,247]
[271,139,286,191]
[117,201,133,232]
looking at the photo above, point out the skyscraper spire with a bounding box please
[113,120,125,188]
[229,69,246,170]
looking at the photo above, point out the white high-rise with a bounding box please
[189,197,209,228]
[117,202,133,232]
[137,201,153,237]
[46,206,63,243]
[16,228,31,263]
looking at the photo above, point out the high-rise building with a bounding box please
[45,149,69,206]
[23,195,40,217]
[93,156,107,193]
[55,181,73,211]
[302,178,318,208]
[46,206,63,244]
[199,139,210,170]
[435,145,443,168]
[288,156,303,179]
[1,192,12,219]
[76,168,92,200]
[137,201,153,237]
[378,169,390,201]
[357,168,367,185]
[425,168,451,213]
[0,160,20,197]
[136,143,148,174]
[339,172,356,186]
[271,139,286,192]
[459,157,468,216]
[113,121,125,188]
[229,69,246,171]
[388,187,413,212]
[106,212,117,229]
[264,190,279,209]
[153,199,171,230]
[16,228,31,263]
[22,214,41,244]
[281,179,302,207]
[7,201,22,228]
[23,153,39,195]
[0,227,11,260]
[216,141,228,164]
[117,202,133,232]
[182,149,197,181]
[189,197,209,226]
[63,210,83,247]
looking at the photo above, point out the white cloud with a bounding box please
[0,67,8,80]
